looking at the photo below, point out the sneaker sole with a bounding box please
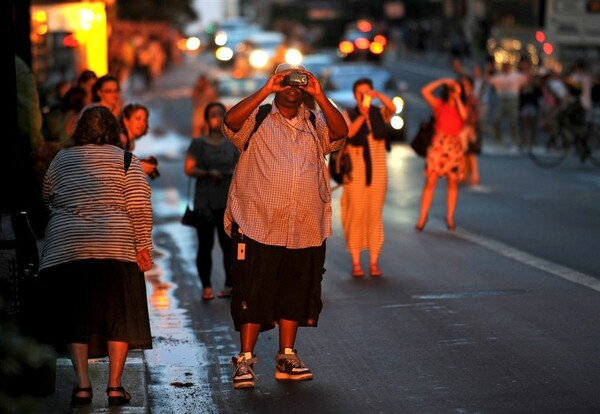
[274,371,313,381]
[233,380,255,389]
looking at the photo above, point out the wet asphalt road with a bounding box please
[36,52,600,413]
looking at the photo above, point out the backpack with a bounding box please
[244,103,317,151]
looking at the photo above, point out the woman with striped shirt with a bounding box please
[36,106,154,406]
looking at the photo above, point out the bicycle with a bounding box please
[528,103,600,168]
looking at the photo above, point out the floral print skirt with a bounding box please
[424,131,465,181]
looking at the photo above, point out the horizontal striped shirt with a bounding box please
[223,103,344,248]
[39,144,153,271]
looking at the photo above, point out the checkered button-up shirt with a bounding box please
[223,103,344,248]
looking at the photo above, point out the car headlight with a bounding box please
[184,36,202,52]
[285,48,303,66]
[215,47,234,62]
[390,115,404,130]
[249,49,269,69]
[393,96,404,113]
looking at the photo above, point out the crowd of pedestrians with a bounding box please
[451,56,599,154]
[28,105,155,407]
[12,50,166,406]
[13,35,600,406]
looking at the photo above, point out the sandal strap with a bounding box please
[106,386,126,393]
[73,387,93,393]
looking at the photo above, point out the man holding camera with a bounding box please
[222,63,348,389]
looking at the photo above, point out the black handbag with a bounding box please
[410,116,435,157]
[181,178,199,227]
[181,205,198,227]
[329,147,352,185]
[181,178,214,227]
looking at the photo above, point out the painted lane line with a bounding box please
[454,227,600,293]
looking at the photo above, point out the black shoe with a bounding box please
[106,386,131,406]
[415,217,428,232]
[446,220,456,231]
[71,387,93,405]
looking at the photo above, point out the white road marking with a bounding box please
[454,227,600,293]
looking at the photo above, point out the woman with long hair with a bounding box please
[415,77,468,232]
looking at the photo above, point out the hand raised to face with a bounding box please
[267,69,321,97]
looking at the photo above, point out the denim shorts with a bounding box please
[229,223,326,332]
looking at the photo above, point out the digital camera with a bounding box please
[142,156,160,180]
[281,72,308,87]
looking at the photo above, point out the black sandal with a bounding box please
[71,386,93,405]
[106,386,131,406]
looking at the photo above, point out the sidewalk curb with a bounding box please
[34,350,149,413]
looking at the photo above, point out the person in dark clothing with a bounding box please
[183,102,239,300]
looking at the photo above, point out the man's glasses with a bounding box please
[101,88,120,93]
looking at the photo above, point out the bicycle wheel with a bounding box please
[529,127,569,167]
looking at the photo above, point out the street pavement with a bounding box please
[29,50,593,414]
[31,49,463,414]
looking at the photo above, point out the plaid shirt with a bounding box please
[223,103,344,248]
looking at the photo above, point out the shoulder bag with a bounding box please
[181,178,199,227]
[410,116,435,157]
[329,146,352,186]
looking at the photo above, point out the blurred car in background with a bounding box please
[235,31,287,73]
[212,17,262,49]
[213,19,263,68]
[320,62,407,141]
[337,19,388,63]
[214,72,272,109]
[300,52,339,78]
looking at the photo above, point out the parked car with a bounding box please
[319,62,408,141]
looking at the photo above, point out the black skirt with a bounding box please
[30,259,152,358]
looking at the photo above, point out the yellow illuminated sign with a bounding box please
[30,2,108,76]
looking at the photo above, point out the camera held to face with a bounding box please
[142,156,160,180]
[281,72,308,87]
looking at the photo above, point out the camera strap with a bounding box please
[124,151,133,173]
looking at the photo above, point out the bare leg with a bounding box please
[446,177,459,227]
[107,340,128,395]
[240,323,261,354]
[416,175,438,228]
[468,154,480,184]
[278,318,298,352]
[69,342,92,397]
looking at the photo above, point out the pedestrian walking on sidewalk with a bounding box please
[222,63,347,389]
[487,61,529,148]
[191,73,219,138]
[184,101,239,301]
[33,106,154,407]
[415,77,468,232]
